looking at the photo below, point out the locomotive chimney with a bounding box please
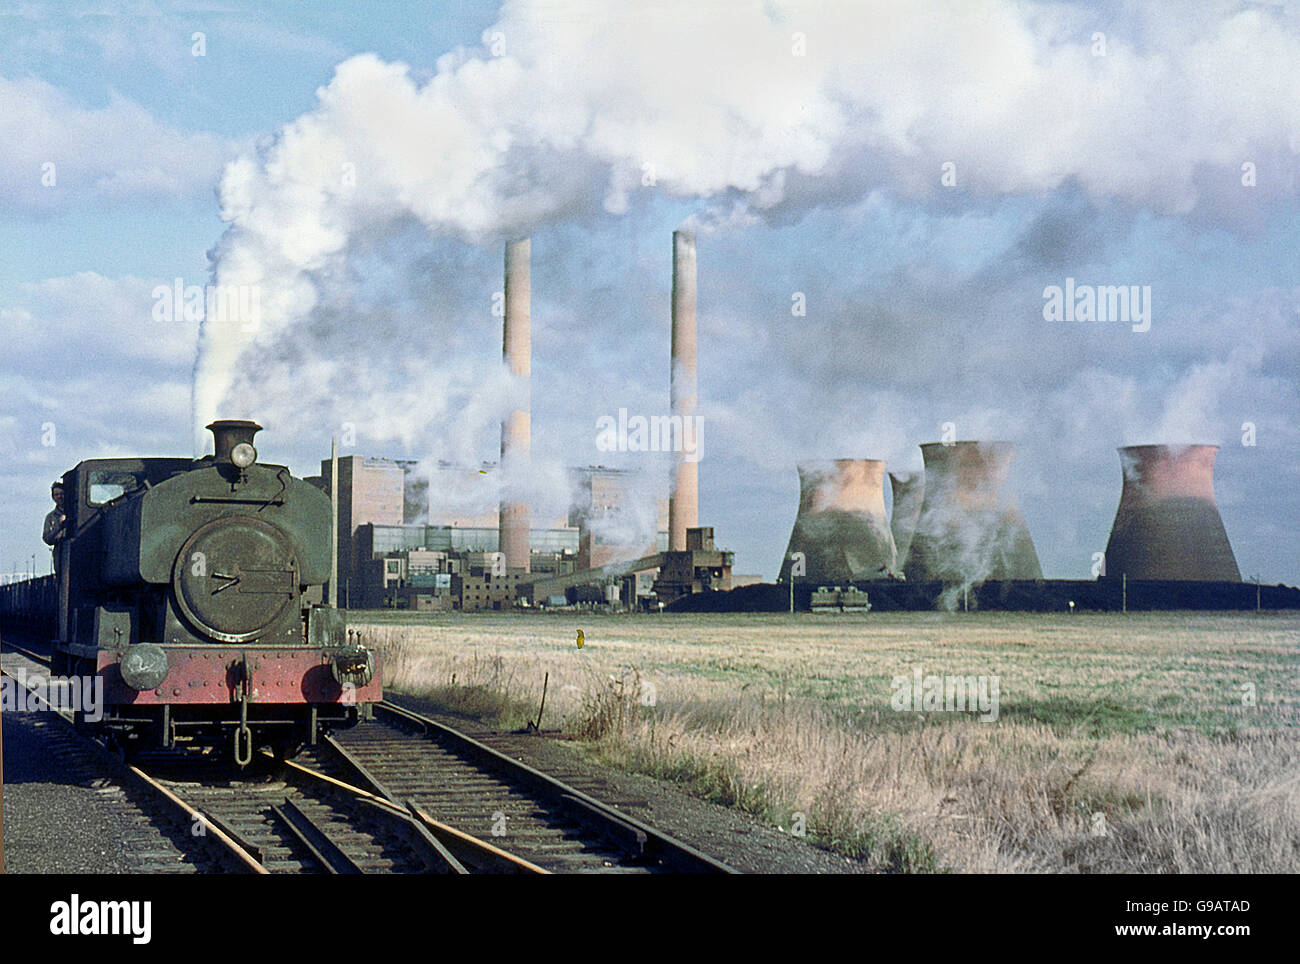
[207,420,262,463]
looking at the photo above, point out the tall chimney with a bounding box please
[1103,444,1240,581]
[905,441,1042,583]
[499,239,531,573]
[889,470,925,572]
[668,230,698,552]
[779,460,897,583]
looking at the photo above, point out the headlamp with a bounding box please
[231,442,257,468]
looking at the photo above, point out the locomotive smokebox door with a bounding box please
[173,516,300,643]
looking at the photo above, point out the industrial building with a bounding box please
[889,470,925,572]
[569,465,669,570]
[312,218,1270,613]
[310,455,680,610]
[652,526,734,605]
[514,229,734,610]
[523,525,733,611]
[350,524,579,610]
[709,434,1265,613]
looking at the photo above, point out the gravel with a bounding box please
[1,710,200,874]
[2,712,132,873]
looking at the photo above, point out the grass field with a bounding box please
[351,610,1300,873]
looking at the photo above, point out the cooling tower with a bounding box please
[904,442,1042,583]
[889,471,925,571]
[499,238,531,572]
[667,229,699,552]
[1103,444,1240,581]
[778,460,898,583]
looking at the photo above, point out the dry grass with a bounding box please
[354,611,1300,873]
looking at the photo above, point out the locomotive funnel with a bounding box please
[207,419,263,463]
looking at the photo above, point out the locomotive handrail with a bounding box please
[188,496,285,505]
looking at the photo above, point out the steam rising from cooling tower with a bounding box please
[779,460,897,583]
[1103,444,1240,581]
[668,230,699,552]
[889,471,925,571]
[499,239,531,572]
[905,441,1042,585]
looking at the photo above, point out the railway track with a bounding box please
[303,700,737,873]
[2,643,238,872]
[1,644,528,873]
[0,638,737,874]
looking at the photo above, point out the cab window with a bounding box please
[88,470,142,505]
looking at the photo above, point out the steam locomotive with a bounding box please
[0,420,379,763]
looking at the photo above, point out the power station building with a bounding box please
[888,470,925,572]
[312,456,675,610]
[569,465,669,570]
[778,459,898,583]
[307,230,734,612]
[302,219,1264,612]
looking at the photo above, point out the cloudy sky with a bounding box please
[2,0,1298,584]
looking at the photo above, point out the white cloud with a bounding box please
[0,273,196,480]
[0,75,232,211]
[0,0,1251,583]
[1,272,197,367]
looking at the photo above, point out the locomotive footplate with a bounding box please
[95,647,383,705]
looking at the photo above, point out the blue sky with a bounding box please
[2,0,1298,586]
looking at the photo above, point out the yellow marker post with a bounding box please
[1,630,6,874]
[575,629,585,649]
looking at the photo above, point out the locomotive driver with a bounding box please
[43,481,66,572]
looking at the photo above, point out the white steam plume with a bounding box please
[194,0,1300,467]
